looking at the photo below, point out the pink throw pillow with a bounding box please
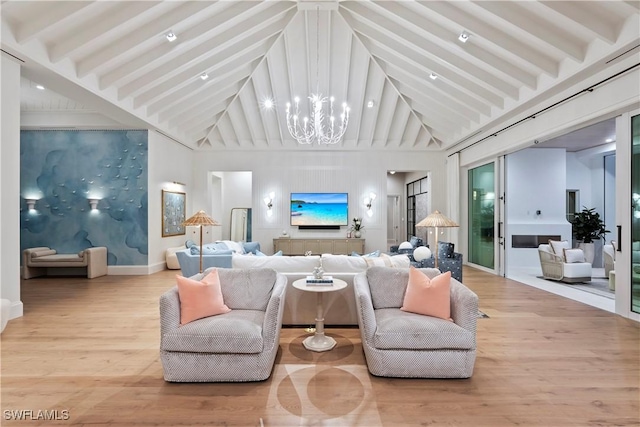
[176,269,231,325]
[401,267,451,320]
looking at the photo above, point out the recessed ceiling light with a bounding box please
[263,98,274,109]
[166,30,177,42]
[389,170,396,175]
[36,84,45,90]
[606,138,614,143]
[367,100,375,108]
[200,72,208,81]
[429,73,438,80]
[458,31,470,43]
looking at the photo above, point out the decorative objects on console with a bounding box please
[416,210,459,269]
[182,210,220,273]
[350,217,364,238]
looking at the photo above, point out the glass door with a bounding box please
[469,163,495,269]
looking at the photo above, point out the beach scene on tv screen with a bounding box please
[291,193,348,226]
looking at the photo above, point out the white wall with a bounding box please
[148,130,193,272]
[1,55,23,320]
[506,148,572,270]
[191,150,447,255]
[566,153,593,210]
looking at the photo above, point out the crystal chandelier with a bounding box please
[285,8,350,145]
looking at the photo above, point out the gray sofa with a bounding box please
[159,268,287,382]
[354,267,478,378]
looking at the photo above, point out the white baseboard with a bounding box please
[149,262,167,274]
[107,265,151,275]
[10,301,23,320]
[107,262,168,275]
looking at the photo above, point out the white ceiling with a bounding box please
[534,118,617,152]
[2,0,639,152]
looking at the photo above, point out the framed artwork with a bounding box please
[162,190,186,237]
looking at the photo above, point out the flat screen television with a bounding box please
[290,192,348,228]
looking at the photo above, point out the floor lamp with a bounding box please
[416,210,459,269]
[182,210,220,273]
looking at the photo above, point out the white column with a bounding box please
[1,54,23,320]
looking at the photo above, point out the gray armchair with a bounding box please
[354,267,478,378]
[159,268,287,382]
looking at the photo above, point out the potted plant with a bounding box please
[570,207,609,264]
[350,217,364,238]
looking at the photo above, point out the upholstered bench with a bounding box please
[22,246,108,279]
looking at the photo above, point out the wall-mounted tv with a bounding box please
[290,192,348,229]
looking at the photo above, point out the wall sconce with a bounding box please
[264,192,275,217]
[25,199,37,211]
[88,198,100,211]
[364,192,376,217]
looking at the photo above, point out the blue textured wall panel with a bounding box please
[20,130,148,265]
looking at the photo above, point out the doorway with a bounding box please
[387,195,400,250]
[468,163,496,270]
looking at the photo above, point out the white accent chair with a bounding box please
[538,244,592,283]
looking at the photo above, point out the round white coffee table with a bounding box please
[292,278,347,352]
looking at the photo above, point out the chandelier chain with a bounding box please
[285,6,350,145]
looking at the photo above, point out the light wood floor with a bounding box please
[1,267,638,426]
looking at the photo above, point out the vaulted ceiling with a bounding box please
[2,1,639,151]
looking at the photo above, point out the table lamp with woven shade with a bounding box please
[182,210,220,273]
[416,210,459,269]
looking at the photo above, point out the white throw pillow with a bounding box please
[563,248,585,263]
[390,254,411,268]
[549,240,570,255]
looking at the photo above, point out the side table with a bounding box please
[292,278,347,352]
